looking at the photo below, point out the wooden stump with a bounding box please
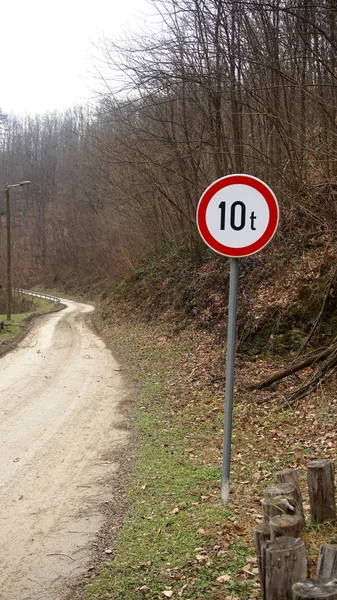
[264,483,296,501]
[270,513,302,540]
[253,524,270,600]
[317,545,337,582]
[277,468,305,526]
[262,494,296,524]
[307,460,336,523]
[265,537,307,600]
[292,579,337,599]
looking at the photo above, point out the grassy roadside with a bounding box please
[0,296,60,349]
[87,307,337,600]
[88,315,255,600]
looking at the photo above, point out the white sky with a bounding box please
[0,0,156,116]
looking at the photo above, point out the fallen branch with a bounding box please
[249,345,335,390]
[285,346,337,405]
[272,346,337,411]
[46,552,75,561]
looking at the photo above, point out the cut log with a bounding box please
[317,545,337,582]
[270,513,302,540]
[253,523,270,600]
[307,460,336,523]
[265,537,307,600]
[262,494,296,524]
[292,578,337,599]
[277,468,305,527]
[264,483,296,501]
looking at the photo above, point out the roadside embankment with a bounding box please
[86,300,337,600]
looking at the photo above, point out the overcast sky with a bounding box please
[0,0,155,116]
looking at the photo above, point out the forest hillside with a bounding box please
[0,0,336,295]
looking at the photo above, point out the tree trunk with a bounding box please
[265,537,307,600]
[307,460,336,523]
[292,579,337,599]
[317,545,337,582]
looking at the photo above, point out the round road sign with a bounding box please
[197,174,279,257]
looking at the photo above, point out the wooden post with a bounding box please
[263,483,297,520]
[307,460,336,523]
[265,537,307,600]
[292,579,337,599]
[317,545,337,582]
[6,185,12,321]
[264,483,296,501]
[277,468,305,527]
[262,494,296,524]
[254,524,270,600]
[270,514,302,540]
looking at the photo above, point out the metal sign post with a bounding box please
[221,257,239,503]
[196,174,279,504]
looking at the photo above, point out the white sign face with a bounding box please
[197,174,279,257]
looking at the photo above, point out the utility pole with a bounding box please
[5,181,31,321]
[6,186,11,321]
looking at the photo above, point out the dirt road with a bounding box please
[0,299,129,600]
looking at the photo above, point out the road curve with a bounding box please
[0,299,129,600]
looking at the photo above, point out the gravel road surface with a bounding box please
[0,299,129,600]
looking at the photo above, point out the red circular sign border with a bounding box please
[197,174,279,257]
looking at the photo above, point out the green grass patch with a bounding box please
[85,317,256,600]
[0,297,57,342]
[31,296,58,313]
[0,312,32,339]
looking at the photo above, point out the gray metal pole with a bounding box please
[221,257,239,504]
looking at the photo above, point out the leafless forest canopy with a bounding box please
[0,0,336,288]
